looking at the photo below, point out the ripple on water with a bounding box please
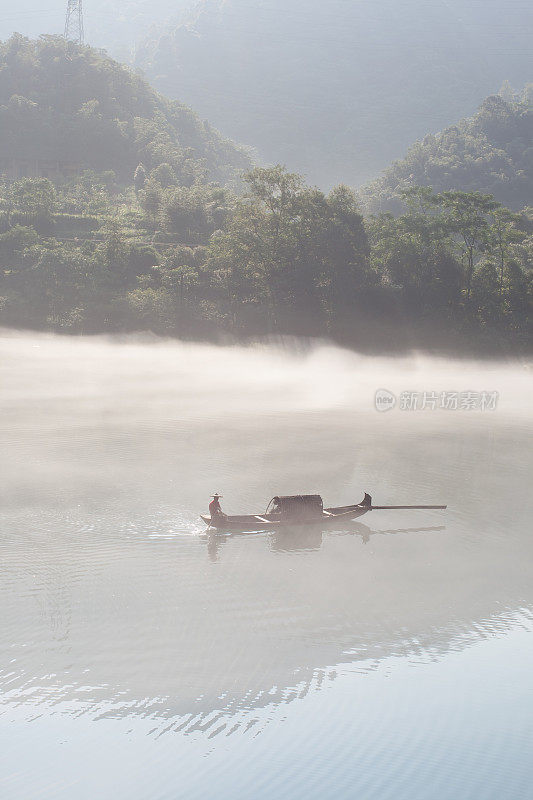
[1,334,533,799]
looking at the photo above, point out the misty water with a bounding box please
[1,331,533,800]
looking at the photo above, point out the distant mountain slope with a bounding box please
[87,0,193,60]
[360,89,533,213]
[135,0,533,188]
[0,34,251,185]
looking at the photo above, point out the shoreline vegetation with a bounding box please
[2,328,531,366]
[0,37,531,356]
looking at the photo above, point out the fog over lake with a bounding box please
[1,331,532,800]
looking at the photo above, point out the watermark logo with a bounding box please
[375,388,397,412]
[375,389,499,412]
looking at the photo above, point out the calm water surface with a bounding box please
[1,332,532,799]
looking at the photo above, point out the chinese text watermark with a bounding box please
[375,389,499,412]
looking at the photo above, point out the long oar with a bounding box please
[368,505,447,510]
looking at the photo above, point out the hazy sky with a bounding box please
[0,0,192,56]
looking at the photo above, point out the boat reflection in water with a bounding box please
[201,521,446,560]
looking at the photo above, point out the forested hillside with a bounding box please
[135,0,533,188]
[361,89,533,214]
[0,35,251,186]
[0,39,530,354]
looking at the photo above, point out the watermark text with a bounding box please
[375,389,499,412]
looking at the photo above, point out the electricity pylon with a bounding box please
[64,0,84,45]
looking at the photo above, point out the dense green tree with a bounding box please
[0,154,530,352]
[133,164,147,194]
[207,167,370,334]
[369,211,461,315]
[6,178,56,218]
[437,192,499,297]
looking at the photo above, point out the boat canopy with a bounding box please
[266,495,324,516]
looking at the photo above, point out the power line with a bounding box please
[64,0,84,45]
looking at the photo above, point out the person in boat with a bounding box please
[209,493,225,520]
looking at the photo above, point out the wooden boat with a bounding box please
[200,493,446,532]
